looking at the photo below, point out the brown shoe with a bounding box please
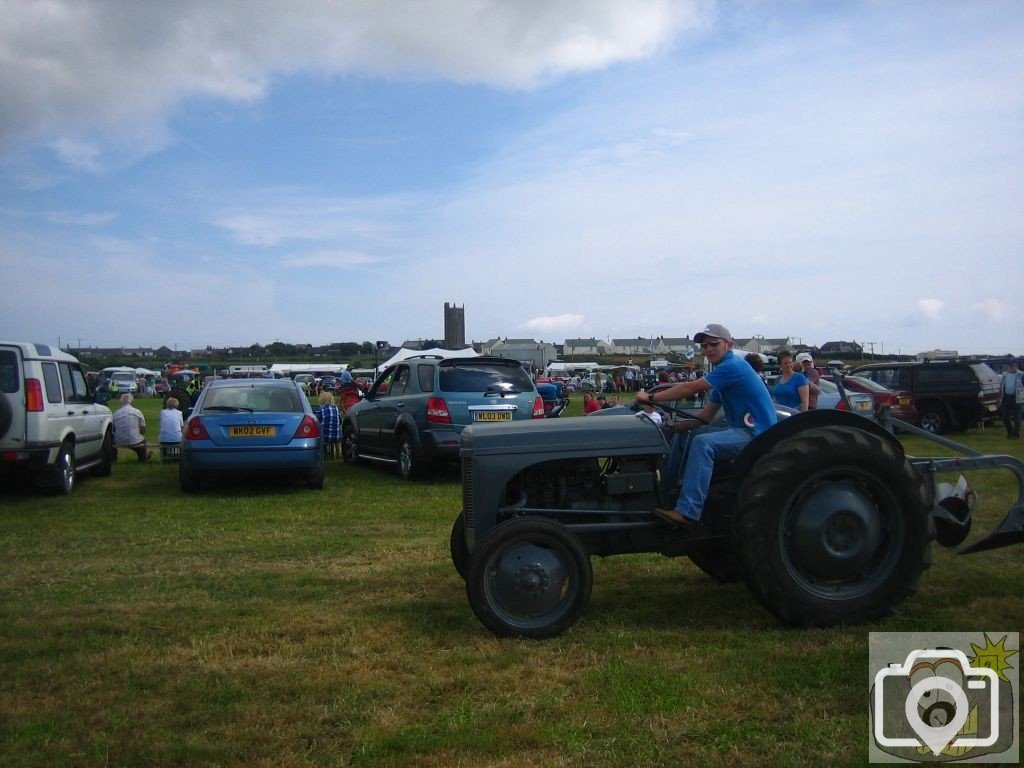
[653,507,700,528]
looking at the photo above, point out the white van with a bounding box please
[0,342,114,493]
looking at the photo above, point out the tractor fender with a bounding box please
[733,409,903,477]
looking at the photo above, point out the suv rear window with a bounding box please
[916,367,972,386]
[0,350,19,393]
[439,362,533,393]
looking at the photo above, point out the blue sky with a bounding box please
[1,0,1021,356]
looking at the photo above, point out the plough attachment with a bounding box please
[881,413,1024,554]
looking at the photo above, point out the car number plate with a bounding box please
[229,425,276,437]
[474,411,512,422]
[855,400,872,411]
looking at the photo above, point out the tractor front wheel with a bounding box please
[734,426,932,626]
[466,517,592,639]
[450,512,470,581]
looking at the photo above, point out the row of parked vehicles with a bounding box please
[0,344,1002,496]
[2,341,1021,642]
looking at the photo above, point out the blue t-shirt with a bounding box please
[705,350,778,436]
[773,372,809,409]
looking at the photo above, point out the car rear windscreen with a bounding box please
[439,363,533,393]
[205,386,302,412]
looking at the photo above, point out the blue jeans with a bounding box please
[671,426,753,522]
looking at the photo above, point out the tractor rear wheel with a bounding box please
[466,517,592,639]
[688,541,740,583]
[734,426,932,626]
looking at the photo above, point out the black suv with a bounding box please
[850,360,999,434]
[342,355,543,479]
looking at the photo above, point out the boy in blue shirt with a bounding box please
[637,323,777,527]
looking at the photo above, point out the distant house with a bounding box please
[733,337,794,355]
[564,337,613,356]
[819,341,864,356]
[610,337,658,355]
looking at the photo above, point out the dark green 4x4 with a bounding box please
[341,355,544,479]
[850,360,999,434]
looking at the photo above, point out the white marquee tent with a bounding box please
[379,347,478,369]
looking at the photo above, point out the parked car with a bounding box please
[319,375,338,392]
[816,379,875,414]
[178,378,324,492]
[851,361,999,434]
[0,341,115,493]
[842,376,918,423]
[109,371,138,394]
[342,355,544,480]
[293,373,316,393]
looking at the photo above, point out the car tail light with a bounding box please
[836,399,848,411]
[186,418,210,440]
[293,415,320,439]
[25,378,44,412]
[532,396,545,419]
[427,397,452,424]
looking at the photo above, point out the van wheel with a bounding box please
[397,434,421,481]
[42,441,76,495]
[341,426,360,464]
[94,430,114,477]
[917,404,947,434]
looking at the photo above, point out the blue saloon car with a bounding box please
[179,378,324,492]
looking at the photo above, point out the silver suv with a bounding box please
[0,342,114,493]
[342,355,543,480]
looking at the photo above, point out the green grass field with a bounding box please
[2,397,1021,767]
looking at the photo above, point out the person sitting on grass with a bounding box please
[113,393,150,462]
[159,396,184,453]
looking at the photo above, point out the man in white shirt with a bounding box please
[113,393,151,461]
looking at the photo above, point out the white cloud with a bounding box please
[915,299,945,321]
[0,0,704,155]
[974,298,1008,322]
[281,251,384,269]
[51,137,102,171]
[525,314,587,334]
[46,210,118,227]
